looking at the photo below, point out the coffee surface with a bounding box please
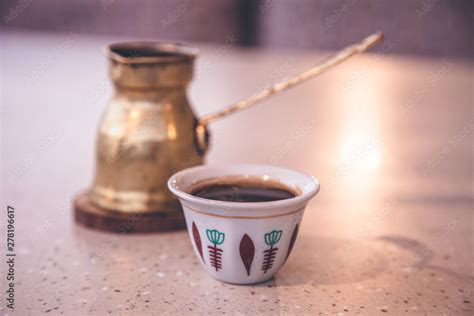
[190,177,297,202]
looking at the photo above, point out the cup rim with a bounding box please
[167,164,320,211]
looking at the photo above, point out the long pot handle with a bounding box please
[195,31,384,152]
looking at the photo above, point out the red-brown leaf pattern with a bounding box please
[284,224,299,263]
[192,222,204,263]
[208,244,223,271]
[239,234,255,276]
[261,246,278,273]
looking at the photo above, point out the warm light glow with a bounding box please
[323,57,392,231]
[338,131,381,172]
[166,123,177,140]
[129,108,140,120]
[125,108,142,133]
[338,67,383,175]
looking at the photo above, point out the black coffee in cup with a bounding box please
[190,176,298,202]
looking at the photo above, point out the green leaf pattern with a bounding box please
[206,229,225,245]
[264,230,282,246]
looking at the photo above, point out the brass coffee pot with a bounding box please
[84,33,382,225]
[89,42,204,214]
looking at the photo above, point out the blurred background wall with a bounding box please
[1,0,472,57]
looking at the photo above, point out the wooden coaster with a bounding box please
[74,192,186,233]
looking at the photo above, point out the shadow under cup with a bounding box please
[168,164,320,284]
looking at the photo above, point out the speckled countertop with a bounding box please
[1,32,473,315]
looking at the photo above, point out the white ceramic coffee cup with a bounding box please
[168,164,320,284]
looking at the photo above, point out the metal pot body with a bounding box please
[90,42,204,213]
